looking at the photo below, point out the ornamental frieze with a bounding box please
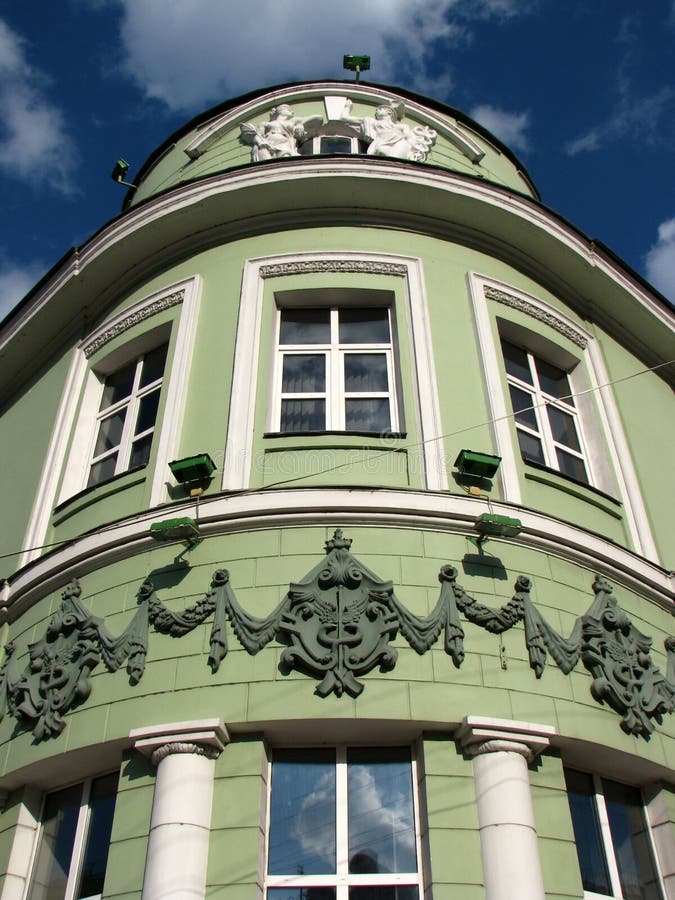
[0,531,672,740]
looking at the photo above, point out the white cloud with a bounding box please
[645,217,675,302]
[89,0,529,111]
[0,259,46,321]
[469,104,530,152]
[0,19,77,192]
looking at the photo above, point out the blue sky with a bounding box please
[1,0,674,319]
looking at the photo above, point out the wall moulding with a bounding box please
[5,490,674,618]
[1,531,672,742]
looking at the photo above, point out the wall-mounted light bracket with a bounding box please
[455,449,502,479]
[149,517,201,550]
[343,54,371,81]
[468,513,523,551]
[169,453,216,486]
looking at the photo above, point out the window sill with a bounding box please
[53,466,147,525]
[264,431,407,440]
[522,461,622,519]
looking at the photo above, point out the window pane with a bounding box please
[76,774,117,900]
[339,309,390,344]
[348,748,417,875]
[100,361,135,410]
[501,340,533,385]
[268,749,336,876]
[516,430,545,465]
[345,399,390,433]
[508,385,538,431]
[320,136,353,154]
[344,355,389,392]
[139,344,168,388]
[350,889,418,900]
[93,411,125,457]
[547,405,581,451]
[536,357,572,402]
[563,769,612,896]
[135,388,161,435]
[283,355,326,393]
[87,454,118,488]
[603,779,663,900]
[281,399,326,432]
[267,890,336,900]
[28,785,82,900]
[129,434,153,469]
[280,310,331,345]
[556,448,588,483]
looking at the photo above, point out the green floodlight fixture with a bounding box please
[149,517,201,549]
[343,54,371,81]
[169,453,216,486]
[454,449,502,480]
[468,512,523,552]
[111,158,135,188]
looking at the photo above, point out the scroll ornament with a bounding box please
[0,532,672,740]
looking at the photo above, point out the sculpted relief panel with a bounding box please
[240,99,437,163]
[1,532,672,740]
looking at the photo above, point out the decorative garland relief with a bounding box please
[0,531,672,741]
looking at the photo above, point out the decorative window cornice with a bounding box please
[260,260,408,278]
[83,290,184,358]
[484,286,588,348]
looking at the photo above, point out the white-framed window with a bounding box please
[265,746,423,899]
[27,772,117,900]
[501,337,590,484]
[564,768,665,900]
[87,343,168,488]
[272,306,400,434]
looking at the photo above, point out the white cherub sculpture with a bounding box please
[240,104,323,161]
[339,99,437,162]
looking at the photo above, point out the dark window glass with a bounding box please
[268,749,336,876]
[508,385,538,431]
[603,779,663,900]
[516,431,545,465]
[129,434,153,469]
[344,354,389,392]
[536,357,572,402]
[268,890,336,899]
[280,399,326,432]
[339,309,390,344]
[547,405,581,451]
[320,136,353,154]
[76,774,117,899]
[282,355,326,393]
[555,448,588,483]
[134,388,161,436]
[28,785,81,900]
[99,361,135,411]
[280,309,331,345]
[87,454,118,488]
[564,769,612,896]
[345,399,390,433]
[139,343,168,388]
[92,411,125,457]
[350,889,418,899]
[501,340,533,385]
[348,748,417,875]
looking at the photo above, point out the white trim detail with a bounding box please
[0,788,41,900]
[222,252,447,492]
[468,273,658,560]
[82,290,184,358]
[5,488,673,617]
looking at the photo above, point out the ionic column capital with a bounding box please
[129,718,229,764]
[455,716,555,763]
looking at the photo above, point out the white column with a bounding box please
[456,716,556,900]
[130,719,229,900]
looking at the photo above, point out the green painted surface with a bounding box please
[0,347,71,574]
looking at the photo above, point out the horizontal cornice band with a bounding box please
[3,488,673,620]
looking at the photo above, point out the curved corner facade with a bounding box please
[0,81,673,900]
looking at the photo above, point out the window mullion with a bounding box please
[64,780,91,900]
[115,358,143,474]
[529,358,558,468]
[593,774,623,898]
[331,311,343,430]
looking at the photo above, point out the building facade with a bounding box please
[0,80,673,900]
